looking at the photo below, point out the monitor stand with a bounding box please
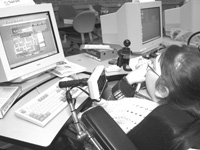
[14,72,55,96]
[12,64,56,83]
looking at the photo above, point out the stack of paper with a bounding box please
[0,86,22,118]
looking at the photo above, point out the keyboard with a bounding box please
[15,78,87,127]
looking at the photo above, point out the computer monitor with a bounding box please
[0,4,65,83]
[100,1,163,54]
[164,0,200,36]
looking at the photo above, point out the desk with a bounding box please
[67,53,126,76]
[56,19,73,30]
[56,18,101,34]
[0,77,88,149]
[0,53,126,149]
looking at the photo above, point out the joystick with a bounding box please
[124,39,131,48]
[117,39,132,71]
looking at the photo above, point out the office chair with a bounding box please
[57,4,77,21]
[90,4,104,39]
[66,10,97,45]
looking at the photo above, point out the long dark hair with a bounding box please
[156,45,200,149]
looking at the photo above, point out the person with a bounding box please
[94,44,200,150]
[109,50,161,102]
[179,0,191,7]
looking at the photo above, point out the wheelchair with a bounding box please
[59,74,138,150]
[59,72,164,150]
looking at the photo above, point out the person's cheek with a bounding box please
[145,71,160,102]
[154,56,161,76]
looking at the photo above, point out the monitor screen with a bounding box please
[87,65,107,100]
[0,4,65,83]
[0,12,58,69]
[141,7,161,44]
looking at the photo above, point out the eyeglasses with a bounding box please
[147,64,160,77]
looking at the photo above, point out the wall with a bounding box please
[34,0,131,17]
[34,0,131,7]
[33,0,182,19]
[33,0,182,11]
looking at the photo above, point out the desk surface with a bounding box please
[0,53,127,149]
[67,53,126,76]
[0,77,87,148]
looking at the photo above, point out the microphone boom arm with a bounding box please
[64,87,103,150]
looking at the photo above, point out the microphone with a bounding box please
[59,78,88,88]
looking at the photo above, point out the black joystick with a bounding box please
[117,39,132,71]
[124,39,131,48]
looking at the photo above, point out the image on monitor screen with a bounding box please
[0,12,58,69]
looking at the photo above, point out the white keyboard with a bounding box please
[15,78,87,127]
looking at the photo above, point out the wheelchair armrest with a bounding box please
[81,106,138,150]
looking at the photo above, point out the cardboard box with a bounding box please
[83,48,118,61]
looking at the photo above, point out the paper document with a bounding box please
[50,59,87,77]
[0,0,35,8]
[63,19,73,24]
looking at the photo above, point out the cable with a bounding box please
[187,31,200,45]
[187,31,200,52]
[12,75,57,107]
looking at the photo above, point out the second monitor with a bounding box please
[164,0,200,36]
[100,1,163,54]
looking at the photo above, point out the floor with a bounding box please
[0,135,85,150]
[0,142,32,150]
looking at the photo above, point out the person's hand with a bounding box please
[125,62,148,84]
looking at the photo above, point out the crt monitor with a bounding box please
[0,4,65,83]
[100,1,163,54]
[164,0,200,36]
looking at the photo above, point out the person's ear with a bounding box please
[155,86,169,98]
